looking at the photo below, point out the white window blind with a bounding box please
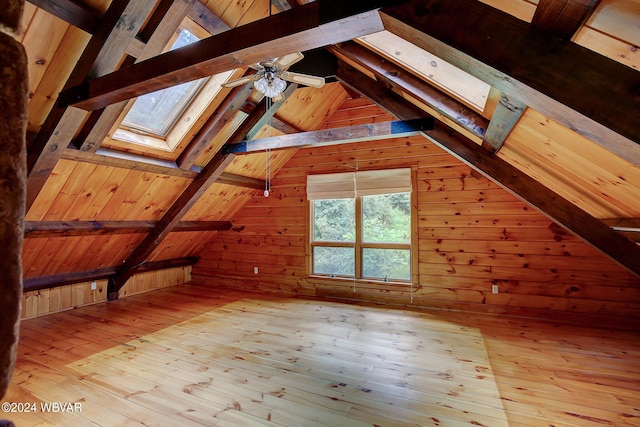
[306,168,412,200]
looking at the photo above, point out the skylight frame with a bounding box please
[110,18,238,153]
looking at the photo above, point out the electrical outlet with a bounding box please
[254,267,259,274]
[91,281,97,290]
[491,284,499,294]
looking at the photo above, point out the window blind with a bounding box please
[306,168,412,200]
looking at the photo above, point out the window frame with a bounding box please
[308,179,416,284]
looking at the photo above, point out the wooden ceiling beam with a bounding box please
[26,0,159,211]
[27,0,102,34]
[23,256,198,292]
[532,0,601,40]
[330,42,488,141]
[339,64,640,279]
[58,0,395,110]
[223,119,433,154]
[107,152,236,300]
[24,220,232,238]
[379,0,640,167]
[62,147,265,189]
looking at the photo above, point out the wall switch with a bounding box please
[254,267,259,274]
[491,284,499,294]
[91,281,97,290]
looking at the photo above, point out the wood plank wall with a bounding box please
[193,135,640,326]
[21,266,191,319]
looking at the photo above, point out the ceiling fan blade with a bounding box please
[222,75,255,88]
[275,52,304,69]
[280,71,325,88]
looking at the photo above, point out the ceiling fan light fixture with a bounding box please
[254,75,287,98]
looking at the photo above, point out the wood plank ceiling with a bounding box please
[16,0,640,297]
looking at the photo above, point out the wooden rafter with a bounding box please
[61,148,265,189]
[24,220,232,238]
[58,0,393,110]
[338,63,640,279]
[532,0,601,40]
[379,0,640,167]
[26,0,159,211]
[223,119,433,154]
[107,152,236,299]
[23,256,198,292]
[27,0,102,34]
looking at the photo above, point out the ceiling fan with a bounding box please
[223,52,325,102]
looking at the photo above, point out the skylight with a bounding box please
[121,29,205,137]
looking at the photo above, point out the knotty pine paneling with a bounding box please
[22,234,146,278]
[499,108,640,218]
[193,135,640,323]
[27,159,192,221]
[574,0,640,71]
[21,266,191,319]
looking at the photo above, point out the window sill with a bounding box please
[308,275,412,288]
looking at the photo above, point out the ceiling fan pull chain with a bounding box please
[264,96,272,198]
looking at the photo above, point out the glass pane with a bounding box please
[362,193,411,243]
[362,248,411,281]
[313,247,355,276]
[122,29,204,136]
[313,199,355,242]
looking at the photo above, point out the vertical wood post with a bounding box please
[0,0,27,400]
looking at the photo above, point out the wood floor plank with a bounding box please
[3,284,639,426]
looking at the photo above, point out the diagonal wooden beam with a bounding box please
[482,94,527,153]
[532,0,601,40]
[177,83,255,169]
[23,256,198,292]
[27,0,102,34]
[245,84,299,140]
[330,42,488,141]
[107,152,236,300]
[223,119,433,154]
[379,0,640,167]
[336,60,427,120]
[24,220,232,238]
[26,0,159,211]
[57,0,398,110]
[339,63,640,279]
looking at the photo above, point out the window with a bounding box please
[308,169,412,282]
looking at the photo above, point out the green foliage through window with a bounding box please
[311,192,411,281]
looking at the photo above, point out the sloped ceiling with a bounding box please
[18,0,640,296]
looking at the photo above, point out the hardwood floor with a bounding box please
[3,284,639,426]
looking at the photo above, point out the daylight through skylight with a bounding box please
[121,29,205,136]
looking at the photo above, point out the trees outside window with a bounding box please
[311,192,411,281]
